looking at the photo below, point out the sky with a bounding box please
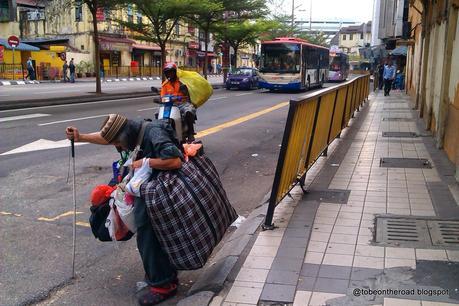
[272,0,374,23]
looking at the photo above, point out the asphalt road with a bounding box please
[0,77,223,103]
[0,84,332,305]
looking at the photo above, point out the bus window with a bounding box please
[260,43,301,73]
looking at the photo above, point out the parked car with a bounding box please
[226,67,260,90]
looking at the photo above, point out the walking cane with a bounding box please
[70,138,77,279]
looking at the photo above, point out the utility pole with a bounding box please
[291,0,295,31]
[309,0,312,31]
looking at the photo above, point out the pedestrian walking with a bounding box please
[69,58,75,83]
[373,65,380,92]
[63,60,69,82]
[383,59,396,96]
[378,62,384,90]
[25,57,35,80]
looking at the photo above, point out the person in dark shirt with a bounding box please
[65,114,182,305]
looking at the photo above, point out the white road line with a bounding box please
[38,114,109,126]
[209,96,228,101]
[235,92,254,97]
[0,96,150,113]
[0,113,50,123]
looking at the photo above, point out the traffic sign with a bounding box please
[8,35,20,48]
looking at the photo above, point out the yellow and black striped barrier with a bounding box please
[264,74,370,228]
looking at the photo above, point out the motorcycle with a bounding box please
[151,87,196,143]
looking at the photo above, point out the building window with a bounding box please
[360,33,364,39]
[75,0,83,22]
[350,34,353,40]
[342,34,346,40]
[127,5,133,23]
[175,23,180,36]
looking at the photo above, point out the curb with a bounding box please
[0,80,40,86]
[0,92,157,111]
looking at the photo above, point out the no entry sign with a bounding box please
[8,35,20,48]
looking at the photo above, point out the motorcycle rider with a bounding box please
[160,62,196,142]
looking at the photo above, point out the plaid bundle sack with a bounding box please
[141,153,238,270]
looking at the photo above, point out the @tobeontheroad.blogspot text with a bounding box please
[352,288,449,297]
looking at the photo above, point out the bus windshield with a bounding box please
[260,43,301,73]
[330,56,342,71]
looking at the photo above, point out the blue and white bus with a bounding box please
[258,37,329,91]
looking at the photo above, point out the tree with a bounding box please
[116,0,195,80]
[185,0,225,79]
[45,0,119,94]
[82,0,116,94]
[214,20,273,69]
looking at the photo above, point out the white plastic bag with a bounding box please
[125,158,152,197]
[113,188,137,233]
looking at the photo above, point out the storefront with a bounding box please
[99,35,134,68]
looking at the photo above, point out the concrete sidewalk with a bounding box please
[209,90,459,306]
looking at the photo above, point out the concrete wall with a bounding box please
[443,7,459,166]
[406,2,459,180]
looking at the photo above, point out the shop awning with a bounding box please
[0,38,40,51]
[390,46,408,56]
[132,43,161,51]
[98,35,135,44]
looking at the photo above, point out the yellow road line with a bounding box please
[0,211,22,217]
[76,221,90,227]
[196,101,289,138]
[38,211,83,222]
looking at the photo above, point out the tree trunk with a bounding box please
[204,29,209,79]
[160,43,167,82]
[233,45,238,69]
[91,5,102,94]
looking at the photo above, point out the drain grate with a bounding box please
[380,157,432,169]
[428,220,459,247]
[376,218,431,248]
[382,132,418,138]
[375,217,459,249]
[304,189,350,204]
[382,117,414,121]
[383,107,411,111]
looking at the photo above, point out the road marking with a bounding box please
[209,96,228,101]
[38,211,84,222]
[0,211,22,217]
[235,92,254,97]
[76,221,90,227]
[38,114,109,126]
[138,107,158,112]
[196,101,289,138]
[0,139,87,156]
[0,96,150,113]
[0,113,50,123]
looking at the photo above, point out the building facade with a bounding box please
[403,0,459,181]
[0,0,257,79]
[338,22,372,55]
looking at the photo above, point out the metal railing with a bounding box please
[0,64,25,80]
[264,74,371,228]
